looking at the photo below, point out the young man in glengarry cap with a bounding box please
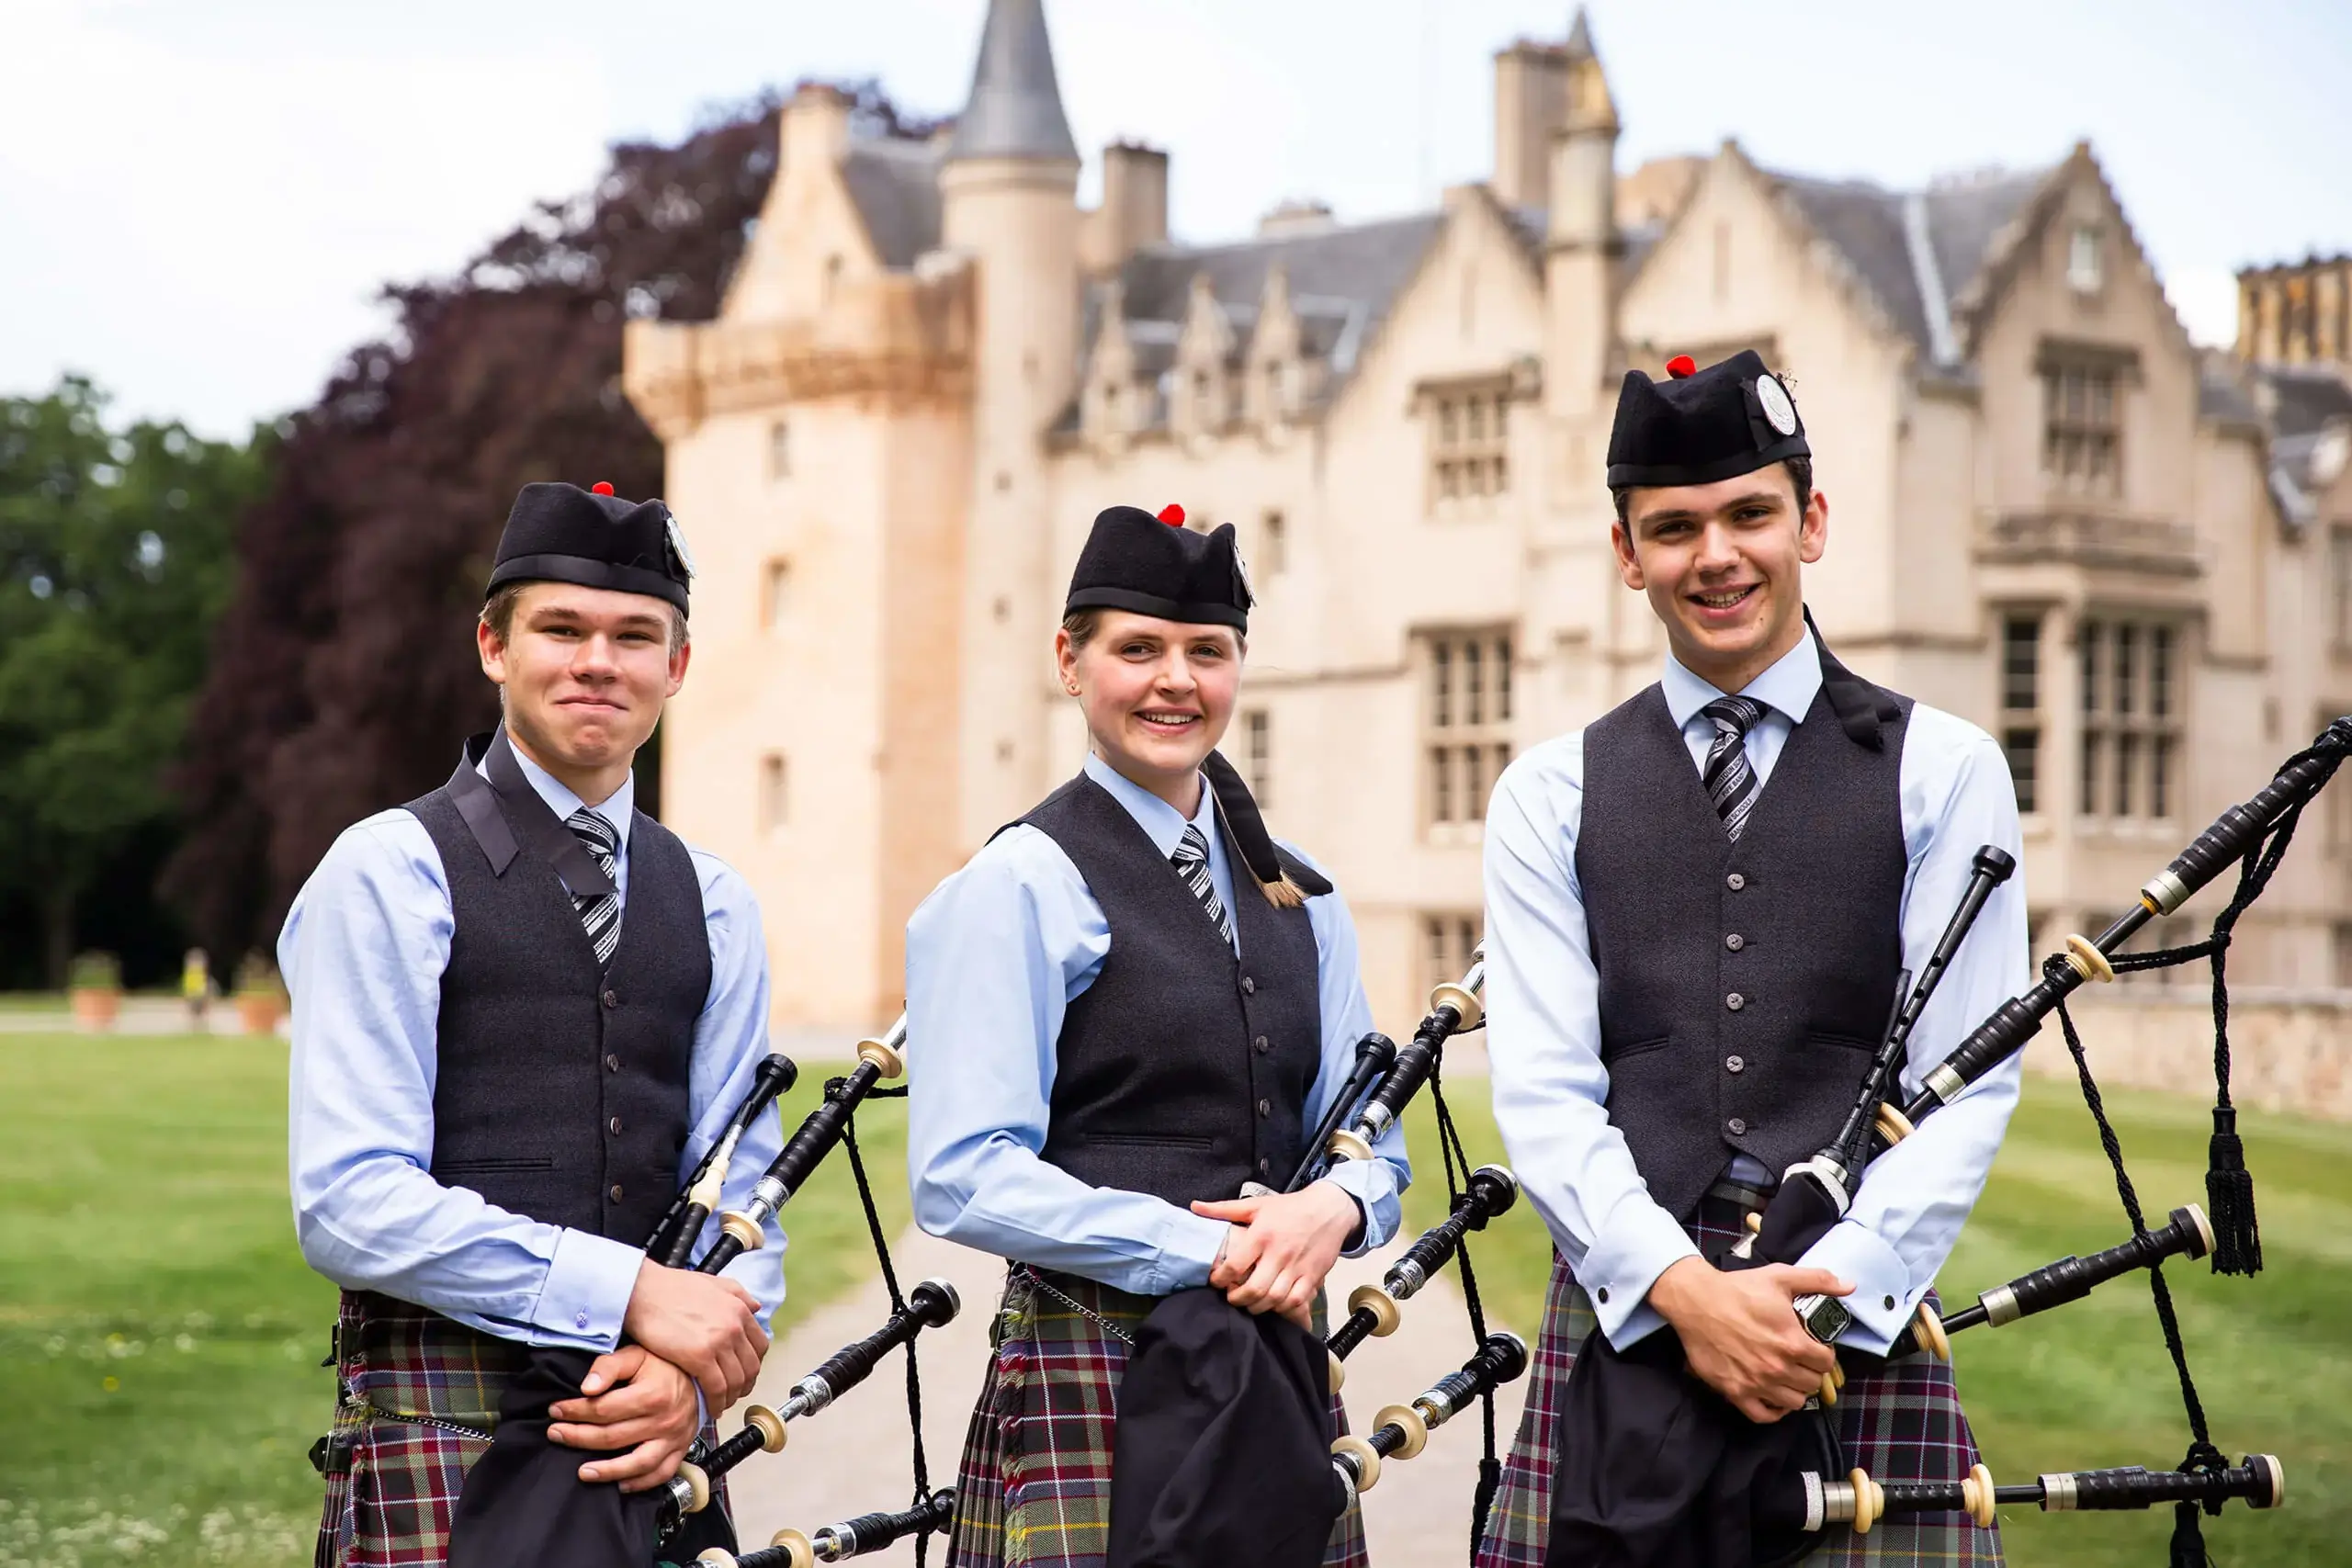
[1475,352,2029,1567]
[284,480,783,1567]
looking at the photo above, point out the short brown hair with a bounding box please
[481,581,689,655]
[1611,456,1814,527]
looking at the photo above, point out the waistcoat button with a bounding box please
[1725,1055,1746,1073]
[1727,1116,1748,1136]
[607,1116,623,1135]
[609,1184,624,1202]
[1259,1157,1272,1176]
[1724,932,1746,951]
[1253,1035,1271,1055]
[605,1054,620,1073]
[601,988,618,1010]
[1726,873,1747,891]
[1241,976,1257,996]
[1725,992,1746,1011]
[1257,1098,1272,1118]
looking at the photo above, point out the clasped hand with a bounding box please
[1192,1180,1363,1330]
[547,1344,701,1492]
[1647,1256,1853,1425]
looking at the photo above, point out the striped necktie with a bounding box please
[1170,824,1235,948]
[566,809,623,964]
[1699,696,1768,842]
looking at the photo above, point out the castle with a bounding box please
[625,1,2352,1040]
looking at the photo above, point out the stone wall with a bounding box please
[2019,988,2352,1122]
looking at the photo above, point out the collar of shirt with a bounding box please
[1660,625,1822,731]
[1082,750,1216,861]
[481,739,635,860]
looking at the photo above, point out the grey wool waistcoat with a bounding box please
[1575,678,1912,1224]
[1019,773,1324,1209]
[405,738,708,1247]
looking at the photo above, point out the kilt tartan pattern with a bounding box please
[1475,1179,2000,1568]
[312,1291,728,1568]
[948,1269,1370,1568]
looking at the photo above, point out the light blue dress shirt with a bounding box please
[281,739,786,1353]
[1483,629,2028,1354]
[905,751,1412,1296]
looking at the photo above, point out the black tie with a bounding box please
[565,809,623,964]
[1699,697,1768,841]
[1170,824,1235,948]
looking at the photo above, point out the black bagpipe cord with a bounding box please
[838,1077,936,1568]
[1421,1053,1500,1563]
[2038,731,2346,1564]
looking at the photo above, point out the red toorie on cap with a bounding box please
[1666,355,1697,379]
[1158,503,1185,526]
[590,480,616,495]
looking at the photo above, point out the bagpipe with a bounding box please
[1329,1331,1529,1501]
[1325,1165,1517,1380]
[1783,1452,2283,1538]
[656,1280,961,1540]
[690,1489,956,1568]
[1548,716,2352,1566]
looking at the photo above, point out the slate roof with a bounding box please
[2244,362,2352,527]
[947,0,1078,164]
[1765,164,2056,368]
[841,136,944,268]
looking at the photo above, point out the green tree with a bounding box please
[0,376,264,986]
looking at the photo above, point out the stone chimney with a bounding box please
[1258,198,1337,238]
[1492,39,1571,210]
[782,79,854,173]
[1082,141,1169,274]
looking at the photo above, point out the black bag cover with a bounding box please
[1544,1325,1841,1568]
[1107,1289,1347,1568]
[445,1348,736,1568]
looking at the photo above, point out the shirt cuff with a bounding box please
[1798,1219,1912,1355]
[1317,1164,1396,1256]
[1149,1209,1233,1294]
[531,1229,642,1351]
[1589,1202,1702,1349]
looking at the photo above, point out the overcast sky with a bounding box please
[9,0,2349,438]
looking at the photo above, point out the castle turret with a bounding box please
[941,0,1084,846]
[1544,9,1622,425]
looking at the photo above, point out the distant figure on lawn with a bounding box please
[180,948,210,1029]
[280,480,783,1568]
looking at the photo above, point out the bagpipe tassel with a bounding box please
[2165,1442,2229,1568]
[2203,1106,2263,1277]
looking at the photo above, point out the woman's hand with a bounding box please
[1193,1180,1363,1329]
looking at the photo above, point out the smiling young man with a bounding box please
[282,480,783,1567]
[907,504,1410,1568]
[1471,353,2029,1567]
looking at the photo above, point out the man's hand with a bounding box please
[1647,1257,1851,1425]
[548,1345,701,1492]
[1193,1181,1362,1331]
[623,1259,770,1408]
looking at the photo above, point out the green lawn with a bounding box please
[1399,1073,2352,1566]
[0,1035,902,1567]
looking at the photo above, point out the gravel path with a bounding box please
[725,1220,1531,1566]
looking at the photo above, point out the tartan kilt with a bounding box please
[1474,1180,2001,1568]
[948,1269,1371,1568]
[311,1291,729,1568]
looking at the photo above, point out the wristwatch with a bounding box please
[1792,1292,1852,1344]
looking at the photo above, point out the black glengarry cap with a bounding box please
[1063,503,1251,631]
[1605,349,1809,491]
[487,480,694,615]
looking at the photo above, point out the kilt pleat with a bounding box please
[948,1269,1370,1568]
[1474,1180,2001,1568]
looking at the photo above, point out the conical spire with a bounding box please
[946,0,1080,163]
[1565,6,1595,56]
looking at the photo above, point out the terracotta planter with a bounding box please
[236,993,284,1036]
[70,987,121,1030]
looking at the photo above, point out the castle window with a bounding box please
[2079,616,2183,823]
[1261,509,1286,576]
[1999,612,2041,814]
[768,419,791,479]
[2042,362,2121,494]
[762,560,792,631]
[1243,709,1272,808]
[2068,225,2104,294]
[1421,628,1514,833]
[1422,377,1514,512]
[1421,913,1481,998]
[759,754,788,832]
